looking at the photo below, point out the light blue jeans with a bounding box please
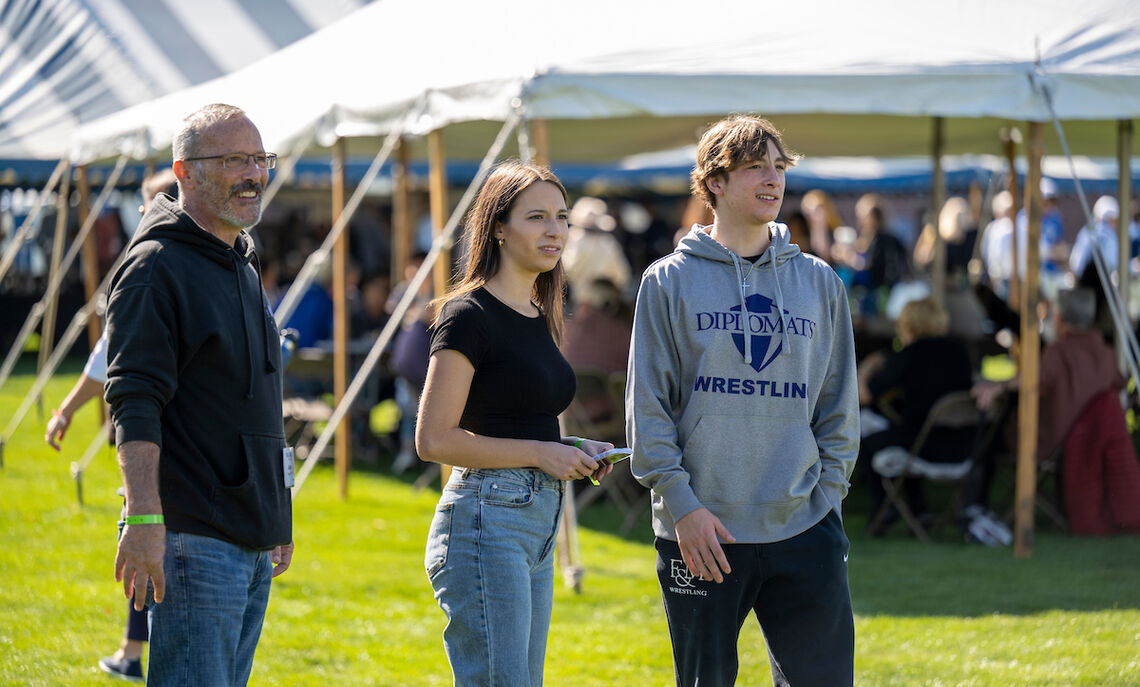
[146,531,273,687]
[425,467,565,686]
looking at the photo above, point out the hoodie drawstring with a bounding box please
[732,254,753,366]
[233,250,256,400]
[252,251,277,375]
[733,223,791,364]
[769,241,791,356]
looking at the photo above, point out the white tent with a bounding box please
[70,0,1140,164]
[60,0,1140,554]
[0,0,375,160]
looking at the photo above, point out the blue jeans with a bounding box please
[425,467,565,686]
[146,531,273,687]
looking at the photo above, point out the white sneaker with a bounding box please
[964,507,1012,546]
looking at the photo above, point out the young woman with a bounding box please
[416,161,614,686]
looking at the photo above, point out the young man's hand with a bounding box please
[674,508,736,583]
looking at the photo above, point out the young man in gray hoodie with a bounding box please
[627,114,858,686]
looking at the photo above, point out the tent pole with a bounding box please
[428,128,451,487]
[76,165,102,350]
[392,137,412,282]
[1001,127,1022,310]
[40,160,72,381]
[2,298,98,449]
[517,118,534,164]
[1117,119,1134,375]
[75,164,105,427]
[532,119,550,168]
[931,117,947,305]
[428,130,450,301]
[1014,121,1043,558]
[332,137,352,500]
[536,115,579,584]
[535,116,585,591]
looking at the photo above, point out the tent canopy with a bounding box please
[70,0,1140,166]
[0,0,375,160]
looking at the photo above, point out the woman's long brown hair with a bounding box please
[432,160,568,343]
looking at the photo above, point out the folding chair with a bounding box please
[867,390,984,542]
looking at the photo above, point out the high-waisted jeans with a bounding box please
[425,467,565,687]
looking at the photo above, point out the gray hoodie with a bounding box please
[626,222,859,544]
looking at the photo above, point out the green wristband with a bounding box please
[573,438,585,449]
[124,515,164,525]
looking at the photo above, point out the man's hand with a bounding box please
[271,541,294,578]
[674,507,736,583]
[115,524,166,611]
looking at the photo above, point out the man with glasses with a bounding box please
[106,103,293,686]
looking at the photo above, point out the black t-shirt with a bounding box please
[431,288,576,442]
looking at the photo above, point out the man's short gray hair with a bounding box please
[172,103,248,161]
[1056,287,1096,330]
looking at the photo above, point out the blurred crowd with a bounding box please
[7,174,1140,539]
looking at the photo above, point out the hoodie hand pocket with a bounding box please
[209,431,290,547]
[685,414,818,506]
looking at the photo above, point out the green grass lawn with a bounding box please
[2,358,1139,686]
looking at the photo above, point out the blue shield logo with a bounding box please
[731,293,784,373]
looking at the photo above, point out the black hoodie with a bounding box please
[106,193,291,550]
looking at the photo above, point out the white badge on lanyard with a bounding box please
[283,446,295,488]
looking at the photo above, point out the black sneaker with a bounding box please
[97,655,143,682]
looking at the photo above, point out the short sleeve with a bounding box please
[430,296,488,369]
[83,332,109,384]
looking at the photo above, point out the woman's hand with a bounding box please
[537,439,612,482]
[576,438,617,483]
[538,438,616,483]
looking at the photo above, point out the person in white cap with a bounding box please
[1069,195,1120,278]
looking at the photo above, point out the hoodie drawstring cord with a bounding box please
[233,251,255,400]
[252,251,277,375]
[770,245,791,356]
[732,254,752,365]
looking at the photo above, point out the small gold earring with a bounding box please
[497,237,504,247]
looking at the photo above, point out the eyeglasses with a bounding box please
[182,153,278,170]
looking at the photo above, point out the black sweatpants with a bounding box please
[655,510,853,687]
